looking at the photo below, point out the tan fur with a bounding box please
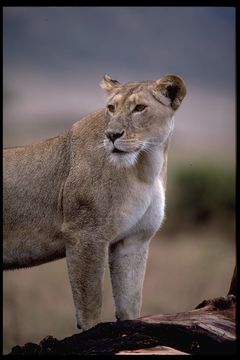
[3,74,186,331]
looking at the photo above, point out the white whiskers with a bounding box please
[97,135,162,168]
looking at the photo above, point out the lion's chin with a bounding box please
[109,151,139,168]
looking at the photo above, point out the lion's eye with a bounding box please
[134,104,147,112]
[107,104,115,113]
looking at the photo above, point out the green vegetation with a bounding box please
[164,162,235,235]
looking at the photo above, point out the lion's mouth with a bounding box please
[112,147,126,154]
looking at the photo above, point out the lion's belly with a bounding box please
[111,179,165,243]
[3,227,65,270]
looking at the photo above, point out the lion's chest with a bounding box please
[110,178,165,242]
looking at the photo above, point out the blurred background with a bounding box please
[3,6,235,354]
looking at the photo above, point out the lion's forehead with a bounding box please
[128,92,146,103]
[111,89,150,106]
[111,93,123,103]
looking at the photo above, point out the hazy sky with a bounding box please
[3,6,235,162]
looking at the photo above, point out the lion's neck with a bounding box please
[133,140,169,185]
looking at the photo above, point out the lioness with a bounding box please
[3,74,186,331]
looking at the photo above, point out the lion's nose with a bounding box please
[105,130,125,143]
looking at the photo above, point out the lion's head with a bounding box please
[101,74,186,167]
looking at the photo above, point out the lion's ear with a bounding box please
[100,74,121,94]
[154,75,186,110]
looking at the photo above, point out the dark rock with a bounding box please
[7,295,236,355]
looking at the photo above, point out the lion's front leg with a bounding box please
[64,227,108,331]
[109,234,151,321]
